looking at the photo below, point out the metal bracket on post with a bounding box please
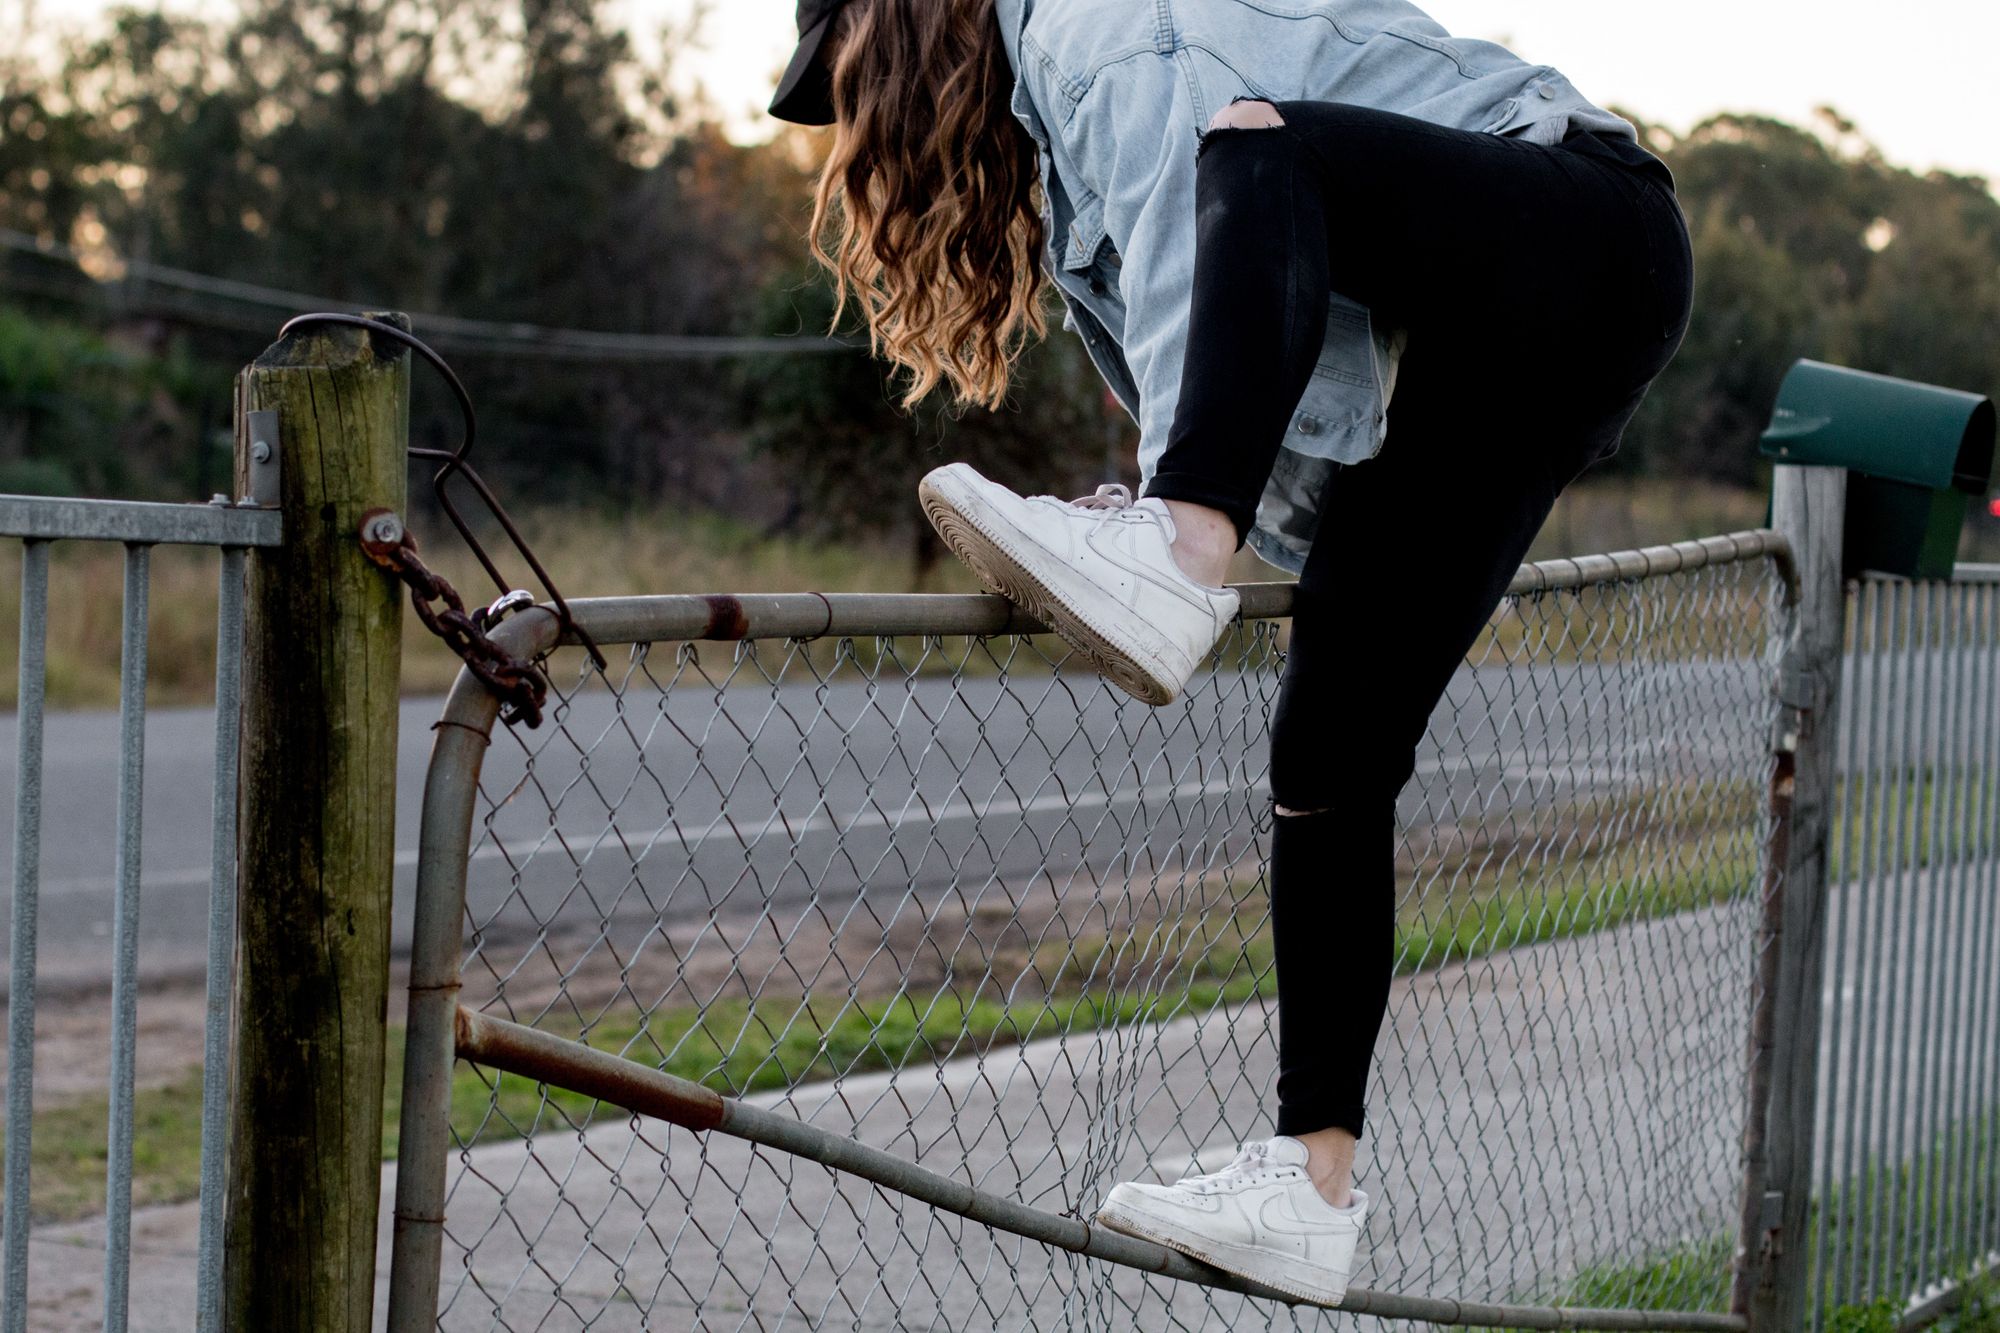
[245,410,281,508]
[1775,661,1823,713]
[1772,660,1824,755]
[1759,1190,1784,1234]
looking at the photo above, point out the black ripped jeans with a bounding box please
[1142,101,1694,1140]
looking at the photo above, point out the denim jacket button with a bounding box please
[1296,416,1320,436]
[1538,85,1556,100]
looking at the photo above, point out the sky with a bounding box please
[29,0,2000,183]
[638,0,2000,184]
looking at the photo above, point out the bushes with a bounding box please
[0,306,225,499]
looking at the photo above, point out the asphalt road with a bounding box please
[0,651,1771,995]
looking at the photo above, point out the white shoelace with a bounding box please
[1066,483,1136,514]
[1174,1140,1285,1193]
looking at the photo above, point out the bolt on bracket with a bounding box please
[245,410,282,508]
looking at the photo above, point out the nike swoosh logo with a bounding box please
[1080,522,1224,623]
[1259,1192,1341,1238]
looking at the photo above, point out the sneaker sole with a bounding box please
[1093,1196,1354,1307]
[918,472,1184,707]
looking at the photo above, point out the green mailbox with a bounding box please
[1759,359,1997,579]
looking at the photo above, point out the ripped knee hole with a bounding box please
[1274,804,1330,818]
[1208,100,1286,132]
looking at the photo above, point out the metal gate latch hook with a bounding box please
[479,590,537,629]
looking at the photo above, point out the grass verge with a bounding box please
[31,844,1755,1223]
[5,1067,207,1225]
[1472,1104,2000,1331]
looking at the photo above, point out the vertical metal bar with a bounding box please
[1,541,49,1333]
[102,543,151,1332]
[1886,581,1937,1300]
[1852,582,1896,1306]
[1913,581,1948,1289]
[1911,582,1961,1287]
[1938,584,1979,1276]
[1883,580,1921,1298]
[1944,588,1976,1272]
[195,547,245,1332]
[1816,580,1856,1328]
[1872,580,1920,1296]
[1813,581,1867,1327]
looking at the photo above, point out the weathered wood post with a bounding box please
[1738,463,1847,1333]
[224,315,408,1330]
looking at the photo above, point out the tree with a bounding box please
[1618,111,2000,484]
[743,268,1129,583]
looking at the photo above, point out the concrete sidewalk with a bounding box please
[32,886,1780,1330]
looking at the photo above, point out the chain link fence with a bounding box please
[385,534,1793,1330]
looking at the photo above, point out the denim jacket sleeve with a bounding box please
[1068,57,1203,488]
[1068,53,1405,503]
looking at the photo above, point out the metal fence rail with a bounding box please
[1809,568,2000,1331]
[0,495,278,1333]
[387,530,1795,1331]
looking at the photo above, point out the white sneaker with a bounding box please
[917,462,1240,706]
[1095,1137,1368,1305]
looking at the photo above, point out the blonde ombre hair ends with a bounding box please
[809,0,1047,410]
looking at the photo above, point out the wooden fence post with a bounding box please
[1742,463,1848,1333]
[224,315,408,1330]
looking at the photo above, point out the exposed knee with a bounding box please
[1274,804,1330,818]
[1208,100,1285,132]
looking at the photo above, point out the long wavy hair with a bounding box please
[810,0,1046,410]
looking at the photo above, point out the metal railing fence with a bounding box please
[385,531,1796,1331]
[1809,567,2000,1332]
[0,495,279,1333]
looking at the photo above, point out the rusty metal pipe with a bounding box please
[383,608,562,1332]
[1733,749,1796,1317]
[454,1008,1747,1333]
[524,529,1792,650]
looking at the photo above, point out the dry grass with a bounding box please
[0,508,978,708]
[0,479,1767,710]
[1532,475,1768,559]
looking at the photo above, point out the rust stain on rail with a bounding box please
[700,594,749,640]
[454,1007,727,1133]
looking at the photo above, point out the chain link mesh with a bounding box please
[422,552,1789,1331]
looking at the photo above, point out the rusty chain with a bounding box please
[276,312,606,730]
[358,508,548,728]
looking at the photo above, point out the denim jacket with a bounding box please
[989,0,1639,572]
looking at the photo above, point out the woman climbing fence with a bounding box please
[771,0,1693,1302]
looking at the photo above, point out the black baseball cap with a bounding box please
[769,0,855,126]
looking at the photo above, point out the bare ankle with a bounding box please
[1160,500,1237,588]
[1292,1126,1358,1209]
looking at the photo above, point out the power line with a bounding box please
[0,228,860,361]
